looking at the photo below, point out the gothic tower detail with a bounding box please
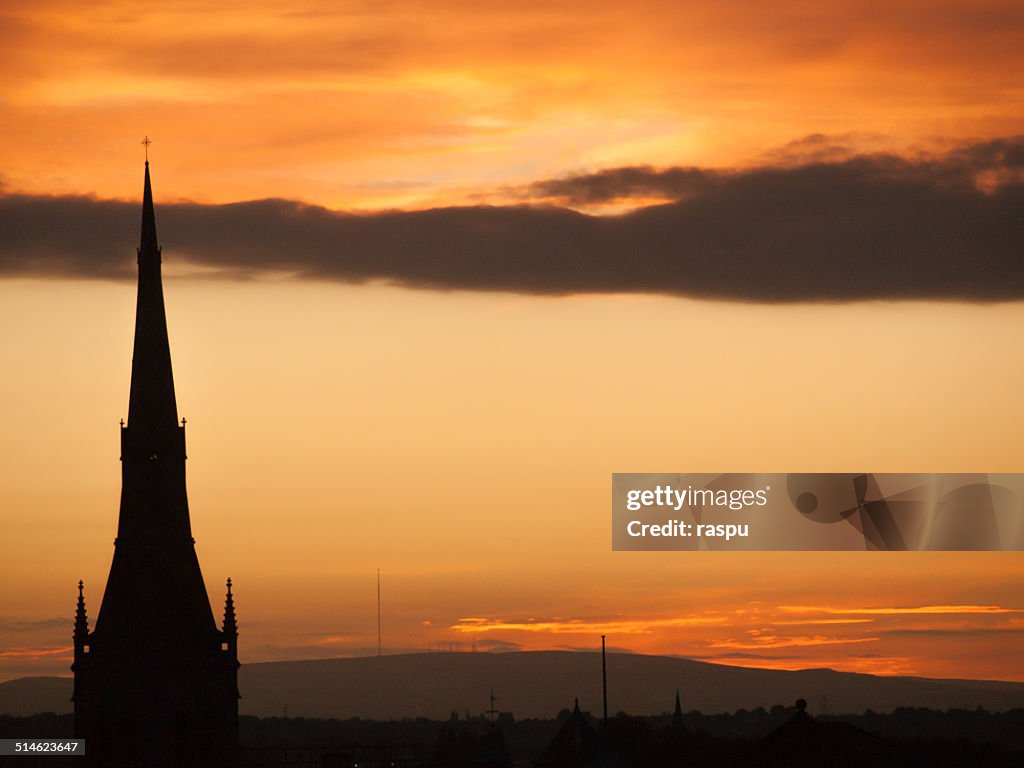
[73,159,239,767]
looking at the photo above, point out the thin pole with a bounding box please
[487,688,498,723]
[601,635,608,726]
[377,569,382,656]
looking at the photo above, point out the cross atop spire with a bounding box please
[141,135,152,162]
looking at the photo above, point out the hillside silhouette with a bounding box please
[4,651,1024,719]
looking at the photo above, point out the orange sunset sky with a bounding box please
[1,0,1024,689]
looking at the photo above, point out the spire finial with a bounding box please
[142,135,152,162]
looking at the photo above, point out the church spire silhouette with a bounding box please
[125,158,180,478]
[97,156,210,634]
[73,156,239,767]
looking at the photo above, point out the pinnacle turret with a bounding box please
[223,578,238,639]
[74,581,89,643]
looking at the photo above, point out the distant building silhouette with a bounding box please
[72,160,239,767]
[760,698,885,767]
[535,700,598,768]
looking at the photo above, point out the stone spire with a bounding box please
[73,157,239,766]
[91,160,215,654]
[124,159,180,462]
[223,578,238,656]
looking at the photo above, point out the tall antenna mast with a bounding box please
[601,635,608,727]
[377,568,382,656]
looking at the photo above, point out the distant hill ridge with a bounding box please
[3,651,1024,719]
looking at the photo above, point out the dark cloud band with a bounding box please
[1,137,1021,301]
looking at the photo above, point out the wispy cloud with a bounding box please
[473,638,523,652]
[880,627,1024,637]
[0,645,72,660]
[706,635,879,650]
[770,619,874,626]
[0,618,69,633]
[691,652,916,676]
[779,605,1023,616]
[451,615,727,635]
